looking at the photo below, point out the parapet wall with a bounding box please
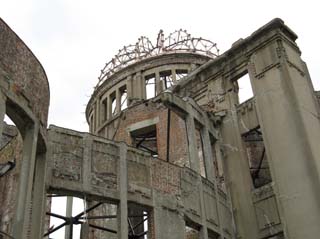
[46,125,233,238]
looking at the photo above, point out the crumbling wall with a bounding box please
[112,101,189,167]
[0,123,22,236]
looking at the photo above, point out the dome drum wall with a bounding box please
[86,53,211,136]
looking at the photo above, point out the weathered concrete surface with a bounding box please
[2,17,320,239]
[0,18,49,239]
[0,123,22,237]
[46,125,233,238]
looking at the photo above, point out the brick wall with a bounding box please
[113,101,189,167]
[0,124,22,237]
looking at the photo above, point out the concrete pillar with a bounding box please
[116,88,121,114]
[215,141,236,239]
[30,153,47,239]
[108,94,113,118]
[12,123,39,239]
[126,75,133,105]
[95,99,100,129]
[185,114,208,239]
[0,90,6,136]
[200,127,215,182]
[65,197,73,239]
[185,115,200,172]
[135,72,144,100]
[201,128,227,238]
[171,69,177,83]
[249,38,320,238]
[220,90,259,238]
[117,143,128,239]
[155,71,162,95]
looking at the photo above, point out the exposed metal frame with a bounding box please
[97,30,219,87]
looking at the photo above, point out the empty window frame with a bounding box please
[237,73,253,104]
[175,69,188,81]
[145,74,156,99]
[131,125,158,157]
[210,135,226,191]
[242,128,272,188]
[185,224,200,239]
[89,110,94,133]
[160,70,174,89]
[120,86,128,111]
[195,128,206,178]
[110,92,117,116]
[101,97,108,122]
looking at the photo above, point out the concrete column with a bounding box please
[95,99,100,129]
[185,114,208,239]
[201,128,226,238]
[30,153,47,239]
[215,141,236,239]
[198,183,209,239]
[171,69,177,83]
[83,134,92,191]
[155,71,162,95]
[200,127,215,182]
[116,88,121,114]
[249,39,320,238]
[108,94,113,119]
[65,197,73,239]
[185,115,200,172]
[135,72,144,100]
[126,75,133,105]
[0,90,6,136]
[12,122,39,239]
[117,143,128,239]
[220,91,259,238]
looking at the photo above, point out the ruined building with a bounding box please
[1,17,320,239]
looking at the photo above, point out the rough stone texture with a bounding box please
[0,18,49,127]
[0,124,22,237]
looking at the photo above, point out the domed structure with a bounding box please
[2,18,320,239]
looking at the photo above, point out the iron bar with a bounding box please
[132,217,148,230]
[46,212,67,221]
[79,215,117,220]
[128,218,135,236]
[44,222,67,237]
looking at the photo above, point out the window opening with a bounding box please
[120,87,128,111]
[160,70,174,89]
[89,112,94,132]
[185,225,200,239]
[175,69,188,81]
[242,127,272,188]
[145,74,156,99]
[127,204,150,239]
[237,73,253,104]
[0,114,18,177]
[101,98,108,122]
[210,135,225,192]
[195,128,206,178]
[131,125,158,157]
[110,92,117,116]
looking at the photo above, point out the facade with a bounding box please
[1,17,320,239]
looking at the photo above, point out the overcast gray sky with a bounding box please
[1,1,320,237]
[1,0,320,132]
